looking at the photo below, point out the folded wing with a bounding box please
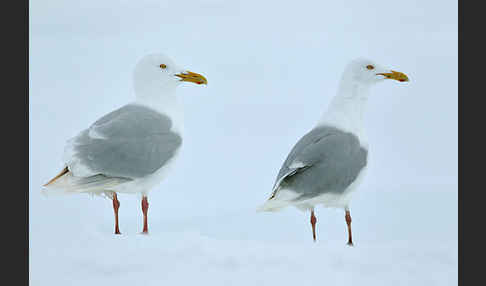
[270,126,367,201]
[63,104,182,179]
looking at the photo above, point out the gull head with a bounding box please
[133,53,207,95]
[342,58,409,86]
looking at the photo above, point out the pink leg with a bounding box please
[141,196,149,234]
[112,193,121,234]
[345,209,353,246]
[310,209,317,242]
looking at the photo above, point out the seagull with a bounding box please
[258,58,408,245]
[43,53,207,234]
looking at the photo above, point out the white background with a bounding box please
[30,1,457,285]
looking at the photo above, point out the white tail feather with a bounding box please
[256,199,289,212]
[256,188,301,212]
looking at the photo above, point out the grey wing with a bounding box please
[64,104,182,179]
[270,126,367,200]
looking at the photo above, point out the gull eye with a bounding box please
[366,65,374,70]
[160,64,167,69]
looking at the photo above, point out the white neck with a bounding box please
[317,77,371,145]
[133,81,184,134]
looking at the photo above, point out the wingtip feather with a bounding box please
[43,166,69,186]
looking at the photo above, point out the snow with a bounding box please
[31,235,456,286]
[30,183,457,286]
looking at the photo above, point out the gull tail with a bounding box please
[256,188,300,212]
[256,199,289,212]
[42,167,130,196]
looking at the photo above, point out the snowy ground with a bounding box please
[30,182,457,286]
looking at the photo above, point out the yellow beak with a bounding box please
[376,70,409,82]
[175,71,208,85]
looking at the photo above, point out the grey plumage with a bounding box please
[66,104,182,179]
[271,126,367,201]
